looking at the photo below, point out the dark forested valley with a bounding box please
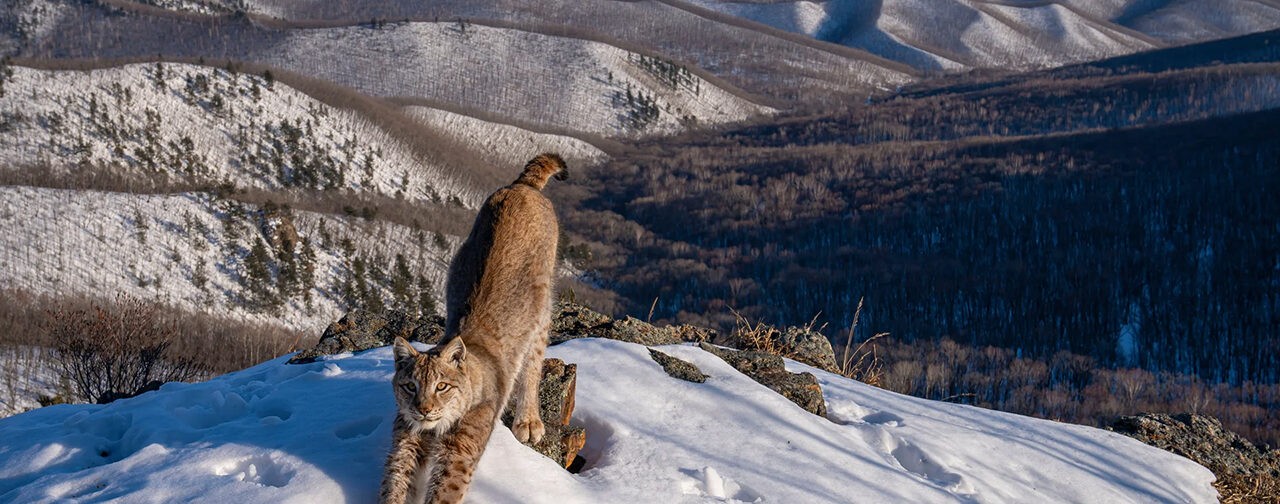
[557,32,1280,444]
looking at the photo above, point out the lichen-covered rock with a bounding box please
[410,314,447,345]
[1111,413,1279,502]
[504,358,585,468]
[287,310,444,364]
[778,327,840,373]
[648,348,707,383]
[698,343,827,418]
[551,301,714,346]
[1111,413,1279,476]
[550,302,613,343]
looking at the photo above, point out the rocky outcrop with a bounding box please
[1111,413,1279,502]
[698,343,827,418]
[648,349,707,383]
[287,310,444,364]
[775,326,840,373]
[550,302,716,346]
[295,302,719,364]
[719,324,841,374]
[504,358,586,470]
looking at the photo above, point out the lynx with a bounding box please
[380,153,568,504]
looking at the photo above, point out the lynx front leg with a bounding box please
[510,339,546,445]
[379,427,424,504]
[427,404,499,504]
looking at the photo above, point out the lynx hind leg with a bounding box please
[511,328,548,445]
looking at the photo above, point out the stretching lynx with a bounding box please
[379,153,568,504]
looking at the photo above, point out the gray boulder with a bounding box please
[648,348,707,383]
[698,343,827,418]
[1111,413,1279,501]
[550,301,716,346]
[287,310,444,364]
[778,326,840,373]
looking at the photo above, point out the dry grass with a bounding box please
[1214,471,1280,503]
[728,306,792,358]
[837,297,887,386]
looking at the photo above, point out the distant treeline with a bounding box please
[565,62,1280,393]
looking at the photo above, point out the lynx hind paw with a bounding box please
[513,416,545,445]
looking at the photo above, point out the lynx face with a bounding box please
[393,337,471,434]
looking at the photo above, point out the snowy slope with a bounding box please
[402,107,606,170]
[255,22,770,137]
[0,186,453,332]
[0,63,483,207]
[0,338,1217,503]
[691,0,1280,71]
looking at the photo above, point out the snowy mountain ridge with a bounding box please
[0,338,1218,503]
[692,0,1280,72]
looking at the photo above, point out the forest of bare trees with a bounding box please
[553,54,1280,445]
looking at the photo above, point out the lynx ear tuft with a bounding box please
[441,337,467,367]
[393,337,418,364]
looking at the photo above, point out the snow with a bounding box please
[0,63,483,207]
[0,345,60,417]
[0,338,1218,503]
[0,186,454,332]
[690,0,1280,71]
[403,107,606,170]
[259,22,770,137]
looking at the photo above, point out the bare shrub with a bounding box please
[45,294,207,404]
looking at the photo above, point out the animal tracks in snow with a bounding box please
[334,415,382,440]
[677,466,763,502]
[213,454,295,488]
[831,402,976,499]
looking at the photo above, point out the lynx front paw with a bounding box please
[512,416,545,445]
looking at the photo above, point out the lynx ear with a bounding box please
[393,337,418,364]
[440,337,467,367]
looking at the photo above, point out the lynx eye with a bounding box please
[435,383,450,392]
[400,382,417,395]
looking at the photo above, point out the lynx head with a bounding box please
[392,337,471,433]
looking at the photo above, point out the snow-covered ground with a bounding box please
[403,107,606,170]
[0,345,60,417]
[255,22,771,137]
[0,186,454,332]
[0,338,1217,503]
[0,63,482,207]
[692,0,1280,71]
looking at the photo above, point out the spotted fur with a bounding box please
[379,153,566,504]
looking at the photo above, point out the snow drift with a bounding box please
[0,338,1216,503]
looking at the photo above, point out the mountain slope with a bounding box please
[0,338,1217,502]
[690,0,1280,71]
[0,186,453,332]
[0,62,482,206]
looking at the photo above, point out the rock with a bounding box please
[550,301,717,346]
[778,327,840,373]
[550,302,613,343]
[504,358,585,469]
[648,348,707,383]
[287,310,444,364]
[698,343,827,417]
[410,315,447,345]
[1111,413,1279,502]
[1110,413,1278,476]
